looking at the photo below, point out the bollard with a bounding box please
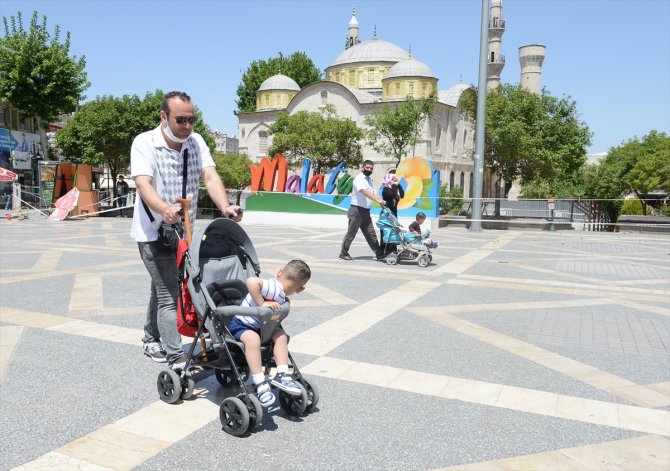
[7,212,12,221]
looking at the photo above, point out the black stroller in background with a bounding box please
[156,218,319,436]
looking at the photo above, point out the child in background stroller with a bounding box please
[156,218,319,436]
[376,206,436,267]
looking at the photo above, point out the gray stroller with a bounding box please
[155,217,318,436]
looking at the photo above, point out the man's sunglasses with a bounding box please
[173,115,196,125]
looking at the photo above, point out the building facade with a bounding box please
[211,130,239,154]
[237,11,477,196]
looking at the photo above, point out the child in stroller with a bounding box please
[376,207,436,267]
[228,260,311,408]
[156,218,318,436]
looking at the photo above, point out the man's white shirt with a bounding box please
[130,126,214,241]
[351,172,376,209]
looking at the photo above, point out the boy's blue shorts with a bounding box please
[228,317,260,341]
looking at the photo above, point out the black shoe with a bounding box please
[339,253,352,260]
[376,253,387,261]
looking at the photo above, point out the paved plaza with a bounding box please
[1,215,669,470]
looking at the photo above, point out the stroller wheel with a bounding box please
[278,382,308,416]
[180,377,195,400]
[220,397,250,436]
[239,393,263,430]
[417,254,430,267]
[385,252,398,265]
[157,369,182,404]
[214,369,234,387]
[301,378,320,412]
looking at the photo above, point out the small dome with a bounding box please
[384,57,436,80]
[438,83,472,106]
[258,74,300,92]
[331,39,409,66]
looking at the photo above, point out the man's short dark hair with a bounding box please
[363,160,374,167]
[161,91,192,115]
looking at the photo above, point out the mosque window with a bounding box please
[436,124,441,147]
[259,131,268,155]
[469,173,474,197]
[449,171,455,189]
[463,129,468,152]
[367,69,375,86]
[460,172,465,188]
[321,90,328,105]
[265,95,270,106]
[409,82,415,96]
[349,70,355,86]
[394,82,401,94]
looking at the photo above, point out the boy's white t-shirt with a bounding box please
[130,126,215,242]
[235,278,286,330]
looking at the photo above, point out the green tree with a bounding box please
[213,152,252,205]
[602,131,670,215]
[365,93,437,167]
[56,91,213,199]
[0,11,89,125]
[236,52,321,113]
[268,105,364,174]
[460,84,591,215]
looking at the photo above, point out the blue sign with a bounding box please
[0,128,20,152]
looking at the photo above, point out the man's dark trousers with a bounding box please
[340,205,382,258]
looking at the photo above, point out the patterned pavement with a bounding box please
[1,215,669,470]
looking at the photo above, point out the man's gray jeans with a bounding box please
[138,241,183,363]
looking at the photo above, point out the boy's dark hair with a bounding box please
[283,259,311,285]
[161,91,192,115]
[362,159,374,167]
[416,212,426,220]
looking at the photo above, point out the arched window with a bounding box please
[259,131,268,155]
[462,130,468,153]
[469,173,474,197]
[449,171,455,189]
[490,51,495,62]
[435,123,441,147]
[321,90,328,105]
[460,172,465,188]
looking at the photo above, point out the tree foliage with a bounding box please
[213,152,252,204]
[235,52,321,113]
[365,93,437,167]
[460,84,591,215]
[0,11,89,124]
[56,90,213,197]
[597,130,670,215]
[268,105,364,173]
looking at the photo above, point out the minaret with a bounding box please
[519,44,546,94]
[486,0,505,90]
[345,8,360,50]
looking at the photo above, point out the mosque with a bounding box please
[236,1,545,198]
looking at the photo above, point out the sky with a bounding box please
[2,0,669,154]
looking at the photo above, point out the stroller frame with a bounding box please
[155,218,318,436]
[377,206,434,267]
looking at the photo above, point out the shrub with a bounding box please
[659,204,670,217]
[439,185,464,215]
[619,198,643,216]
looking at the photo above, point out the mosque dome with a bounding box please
[258,74,300,92]
[384,57,436,80]
[438,83,472,106]
[331,39,409,66]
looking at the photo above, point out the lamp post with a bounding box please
[469,0,490,232]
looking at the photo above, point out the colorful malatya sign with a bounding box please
[247,154,440,218]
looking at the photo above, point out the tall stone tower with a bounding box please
[345,8,360,50]
[519,44,546,94]
[486,0,505,90]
